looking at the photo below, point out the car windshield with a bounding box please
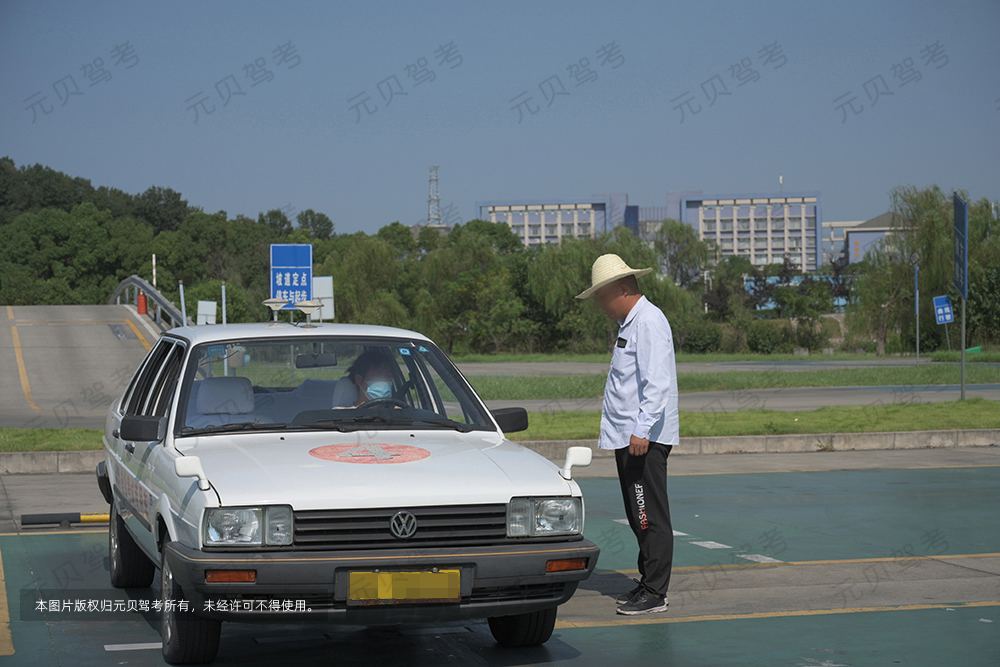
[175,336,494,436]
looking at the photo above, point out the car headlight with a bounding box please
[507,497,582,537]
[204,506,293,546]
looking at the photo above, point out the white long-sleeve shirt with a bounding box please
[598,295,679,450]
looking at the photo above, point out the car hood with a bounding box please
[172,429,578,509]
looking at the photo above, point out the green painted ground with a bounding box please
[580,466,1000,573]
[1,463,997,665]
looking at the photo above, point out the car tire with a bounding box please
[487,606,557,647]
[108,503,155,588]
[160,542,222,665]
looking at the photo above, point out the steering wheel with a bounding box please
[359,397,409,410]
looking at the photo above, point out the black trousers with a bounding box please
[615,441,674,596]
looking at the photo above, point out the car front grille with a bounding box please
[292,504,509,550]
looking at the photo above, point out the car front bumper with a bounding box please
[163,538,600,623]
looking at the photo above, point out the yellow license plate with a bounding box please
[348,569,461,604]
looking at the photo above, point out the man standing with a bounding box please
[576,253,679,615]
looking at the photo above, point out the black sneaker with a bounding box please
[616,588,669,615]
[615,579,644,605]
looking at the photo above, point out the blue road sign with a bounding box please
[933,295,954,325]
[270,244,312,309]
[953,193,968,299]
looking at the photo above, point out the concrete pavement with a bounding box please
[0,305,156,430]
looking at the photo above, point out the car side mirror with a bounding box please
[560,446,593,480]
[120,415,167,443]
[491,407,528,433]
[175,456,211,491]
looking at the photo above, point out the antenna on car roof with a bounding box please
[262,298,290,326]
[294,300,323,328]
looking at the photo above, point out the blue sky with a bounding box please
[2,0,998,233]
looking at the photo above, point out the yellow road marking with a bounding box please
[124,318,151,351]
[9,326,42,413]
[555,599,1000,629]
[0,538,13,655]
[4,306,12,320]
[606,551,1000,575]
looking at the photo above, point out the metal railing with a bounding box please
[107,275,193,328]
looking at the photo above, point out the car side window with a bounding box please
[146,343,185,417]
[124,340,173,416]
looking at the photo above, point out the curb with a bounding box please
[2,428,999,473]
[513,428,1000,460]
[0,450,104,474]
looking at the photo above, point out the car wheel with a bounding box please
[160,542,222,665]
[487,606,557,647]
[108,503,155,588]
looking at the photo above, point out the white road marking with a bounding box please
[612,519,687,537]
[737,554,784,563]
[690,541,733,549]
[104,642,162,651]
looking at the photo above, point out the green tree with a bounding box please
[258,209,293,237]
[654,218,709,289]
[376,221,418,259]
[296,209,334,240]
[135,186,188,233]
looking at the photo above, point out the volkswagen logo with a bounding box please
[389,511,417,539]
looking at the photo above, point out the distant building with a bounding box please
[677,192,823,272]
[845,212,902,264]
[473,190,887,273]
[475,198,610,247]
[821,219,866,265]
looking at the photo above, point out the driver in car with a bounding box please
[344,350,397,407]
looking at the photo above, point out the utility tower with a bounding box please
[427,166,441,226]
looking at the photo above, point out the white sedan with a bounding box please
[96,321,598,664]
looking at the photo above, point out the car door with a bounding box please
[140,340,186,548]
[115,339,176,559]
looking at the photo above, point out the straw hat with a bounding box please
[575,253,652,299]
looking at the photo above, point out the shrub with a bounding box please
[682,321,722,353]
[747,320,788,354]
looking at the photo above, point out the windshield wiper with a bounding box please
[299,415,475,433]
[412,417,476,433]
[180,421,286,436]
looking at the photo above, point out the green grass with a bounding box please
[509,398,1000,440]
[0,428,104,452]
[931,351,1000,363]
[467,365,1000,400]
[4,396,999,449]
[450,351,887,364]
[450,352,615,364]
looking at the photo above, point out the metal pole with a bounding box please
[960,297,966,400]
[179,281,187,326]
[222,282,228,376]
[944,323,950,351]
[915,265,919,363]
[152,254,157,289]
